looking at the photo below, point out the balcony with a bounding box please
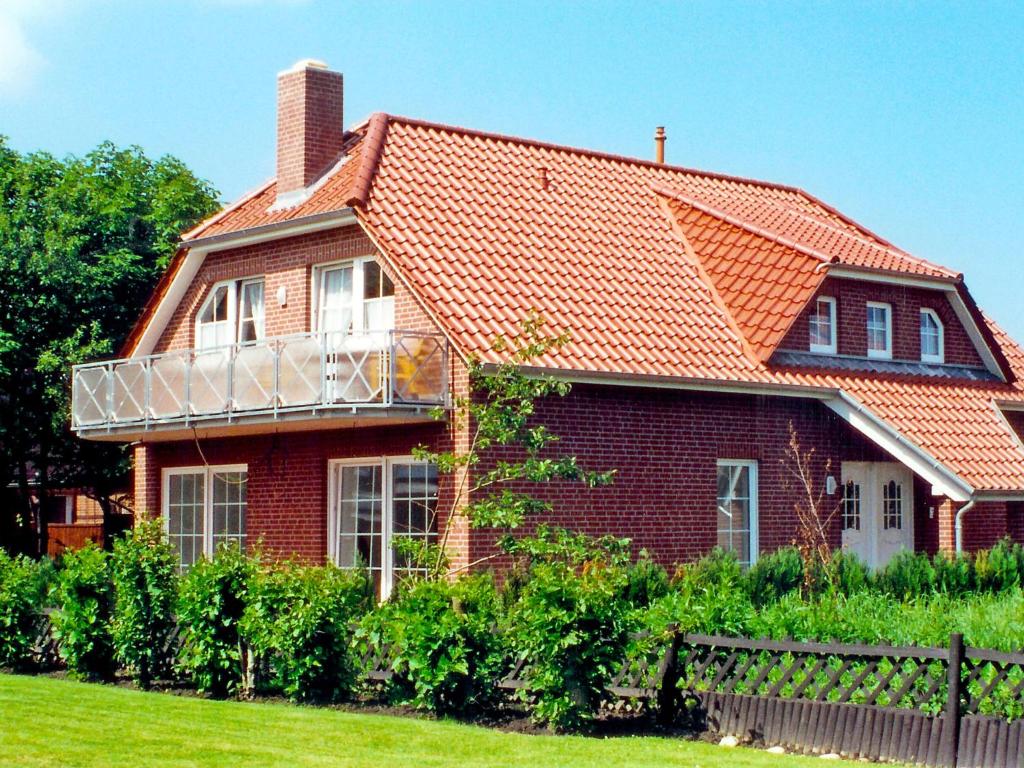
[71,330,449,441]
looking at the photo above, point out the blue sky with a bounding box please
[2,0,1023,341]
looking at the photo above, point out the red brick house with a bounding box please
[71,60,1024,595]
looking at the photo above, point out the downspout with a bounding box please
[954,498,977,556]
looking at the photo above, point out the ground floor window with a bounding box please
[716,459,758,567]
[328,457,438,599]
[163,465,247,570]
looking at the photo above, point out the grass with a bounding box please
[0,673,832,768]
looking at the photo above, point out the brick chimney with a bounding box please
[276,59,344,206]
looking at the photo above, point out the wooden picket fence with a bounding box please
[30,612,1024,766]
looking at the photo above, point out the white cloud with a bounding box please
[0,0,61,96]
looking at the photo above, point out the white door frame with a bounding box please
[840,461,914,569]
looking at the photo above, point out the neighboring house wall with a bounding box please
[779,277,984,367]
[153,225,438,353]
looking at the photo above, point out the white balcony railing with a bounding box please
[71,330,449,435]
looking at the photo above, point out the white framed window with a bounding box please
[866,302,893,360]
[716,460,758,568]
[163,465,247,571]
[842,480,861,531]
[327,456,438,599]
[809,296,837,354]
[313,257,395,336]
[882,480,903,531]
[195,278,266,350]
[920,308,944,364]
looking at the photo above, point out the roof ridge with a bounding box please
[383,113,809,197]
[346,112,390,209]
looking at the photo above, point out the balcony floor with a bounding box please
[75,406,445,443]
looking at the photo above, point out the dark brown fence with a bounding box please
[46,524,104,558]
[680,632,1024,768]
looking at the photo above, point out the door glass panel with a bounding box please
[391,462,439,585]
[842,481,861,531]
[883,480,903,530]
[336,464,384,596]
[211,471,247,552]
[238,281,265,343]
[320,265,354,335]
[167,472,205,571]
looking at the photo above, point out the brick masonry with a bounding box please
[133,380,1017,569]
[779,276,985,368]
[276,64,345,195]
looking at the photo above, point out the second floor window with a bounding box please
[196,278,265,350]
[809,296,837,354]
[866,302,892,359]
[315,257,395,336]
[920,308,944,364]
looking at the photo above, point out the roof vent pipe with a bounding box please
[654,126,666,164]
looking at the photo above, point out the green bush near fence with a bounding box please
[49,543,114,680]
[0,550,50,670]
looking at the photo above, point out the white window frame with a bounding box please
[194,277,265,350]
[162,464,248,564]
[715,459,759,567]
[311,257,395,335]
[866,301,893,360]
[920,308,944,364]
[809,296,838,354]
[327,455,437,599]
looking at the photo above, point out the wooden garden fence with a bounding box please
[30,612,1024,767]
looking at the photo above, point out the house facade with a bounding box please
[71,60,1024,595]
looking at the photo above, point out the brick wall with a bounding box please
[153,225,437,353]
[459,385,897,567]
[779,277,984,368]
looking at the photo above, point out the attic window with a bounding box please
[920,308,944,364]
[196,278,266,350]
[809,297,837,354]
[866,302,893,360]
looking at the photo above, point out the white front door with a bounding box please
[840,462,914,569]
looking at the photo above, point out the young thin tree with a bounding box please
[403,314,615,581]
[781,422,842,596]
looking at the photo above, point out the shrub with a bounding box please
[504,560,633,731]
[176,545,255,697]
[360,574,504,714]
[50,543,114,680]
[245,562,371,702]
[0,550,49,670]
[831,550,871,595]
[747,547,803,606]
[975,538,1023,593]
[622,550,670,608]
[109,521,178,687]
[932,551,975,596]
[653,549,753,637]
[875,550,936,599]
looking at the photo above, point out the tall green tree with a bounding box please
[0,137,219,555]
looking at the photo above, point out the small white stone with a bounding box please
[820,754,841,760]
[766,746,786,754]
[719,735,740,748]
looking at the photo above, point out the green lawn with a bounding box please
[0,673,832,767]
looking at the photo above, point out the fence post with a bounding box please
[656,627,683,726]
[945,632,964,767]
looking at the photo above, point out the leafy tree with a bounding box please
[405,314,615,579]
[0,137,219,553]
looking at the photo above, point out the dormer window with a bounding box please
[920,308,944,364]
[196,278,265,350]
[866,302,892,360]
[809,296,837,354]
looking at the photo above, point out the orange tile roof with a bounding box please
[171,113,1024,493]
